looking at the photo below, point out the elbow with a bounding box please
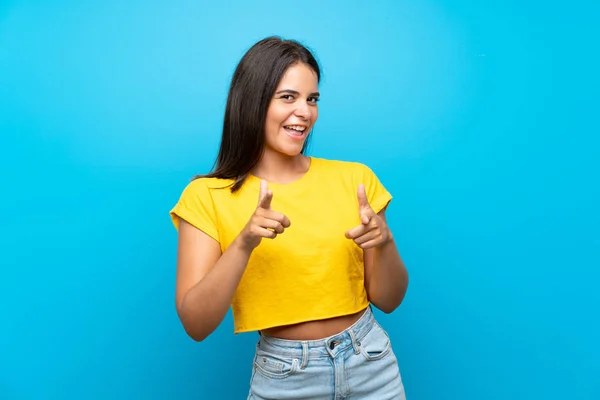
[387,269,410,312]
[369,294,402,314]
[185,327,209,342]
[375,297,403,314]
[176,303,211,342]
[180,317,211,342]
[378,302,400,314]
[370,278,409,314]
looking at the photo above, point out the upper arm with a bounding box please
[169,179,222,310]
[175,218,222,311]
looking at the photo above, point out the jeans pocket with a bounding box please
[254,350,299,380]
[358,322,393,361]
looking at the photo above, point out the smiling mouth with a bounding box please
[283,125,307,137]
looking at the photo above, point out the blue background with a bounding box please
[1,1,599,399]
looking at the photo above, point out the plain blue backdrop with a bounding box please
[1,0,599,399]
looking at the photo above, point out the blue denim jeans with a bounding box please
[247,306,406,399]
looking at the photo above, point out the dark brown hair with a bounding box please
[194,36,321,192]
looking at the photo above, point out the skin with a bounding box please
[175,63,409,342]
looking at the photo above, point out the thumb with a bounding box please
[258,179,272,209]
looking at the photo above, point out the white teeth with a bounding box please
[285,125,306,132]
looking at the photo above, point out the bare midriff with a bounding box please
[260,308,367,340]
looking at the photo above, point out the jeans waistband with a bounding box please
[257,306,376,360]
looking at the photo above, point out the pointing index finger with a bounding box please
[258,180,272,209]
[357,184,370,209]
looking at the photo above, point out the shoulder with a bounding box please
[174,177,235,209]
[182,176,234,193]
[314,158,392,211]
[312,157,376,176]
[312,157,389,199]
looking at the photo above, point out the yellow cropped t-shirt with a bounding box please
[169,157,392,334]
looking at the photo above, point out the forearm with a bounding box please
[178,238,252,341]
[367,234,409,313]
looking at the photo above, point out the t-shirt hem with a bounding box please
[233,302,371,335]
[371,193,393,214]
[169,204,219,242]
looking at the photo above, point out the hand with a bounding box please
[238,180,291,251]
[345,184,391,249]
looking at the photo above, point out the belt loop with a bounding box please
[300,341,309,369]
[348,329,361,355]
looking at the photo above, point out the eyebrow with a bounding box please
[275,89,320,97]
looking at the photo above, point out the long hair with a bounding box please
[194,36,321,192]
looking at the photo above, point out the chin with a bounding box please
[273,140,307,157]
[279,147,305,157]
[265,131,309,157]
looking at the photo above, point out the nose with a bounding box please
[294,102,311,120]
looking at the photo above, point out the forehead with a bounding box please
[277,63,319,89]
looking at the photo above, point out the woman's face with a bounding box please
[264,63,319,157]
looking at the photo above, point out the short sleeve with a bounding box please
[169,179,220,242]
[359,164,393,214]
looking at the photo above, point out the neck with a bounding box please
[252,150,310,185]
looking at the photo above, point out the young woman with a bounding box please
[170,36,409,399]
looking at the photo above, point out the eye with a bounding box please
[280,94,294,100]
[308,96,320,104]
